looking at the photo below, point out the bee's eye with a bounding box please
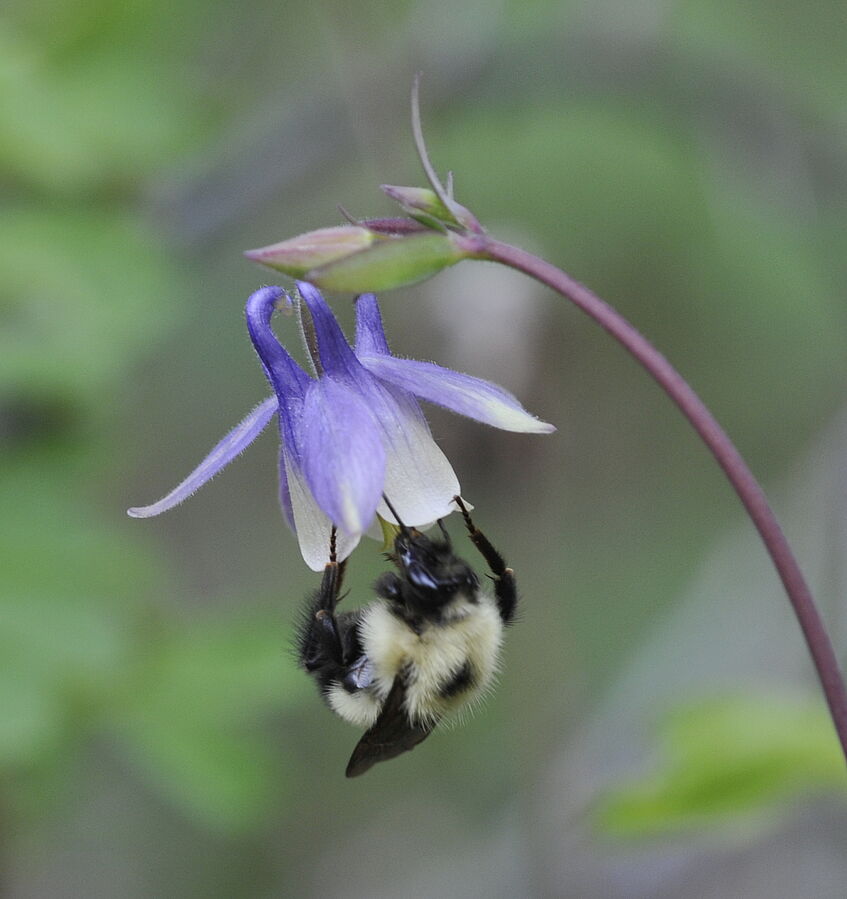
[400,542,437,572]
[406,562,439,591]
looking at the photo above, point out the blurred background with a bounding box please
[2,0,847,895]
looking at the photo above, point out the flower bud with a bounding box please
[244,226,376,276]
[381,185,481,234]
[305,231,471,293]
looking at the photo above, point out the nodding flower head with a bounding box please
[129,283,554,570]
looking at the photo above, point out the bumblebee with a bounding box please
[296,497,516,777]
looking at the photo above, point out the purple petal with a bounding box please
[359,353,555,434]
[354,293,390,356]
[245,286,311,449]
[277,443,295,530]
[296,281,361,379]
[127,397,278,518]
[299,376,386,536]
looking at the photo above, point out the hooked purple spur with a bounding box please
[128,282,554,569]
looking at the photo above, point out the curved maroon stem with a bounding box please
[482,236,847,762]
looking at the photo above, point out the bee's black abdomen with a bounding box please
[439,661,476,698]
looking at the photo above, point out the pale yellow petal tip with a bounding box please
[500,412,557,434]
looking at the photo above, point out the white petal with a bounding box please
[283,448,360,571]
[370,383,461,527]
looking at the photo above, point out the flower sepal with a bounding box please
[243,225,376,277]
[376,514,401,552]
[302,230,474,293]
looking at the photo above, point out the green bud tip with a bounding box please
[381,184,481,234]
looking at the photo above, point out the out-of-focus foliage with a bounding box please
[596,695,846,839]
[0,20,194,193]
[114,616,305,831]
[0,2,302,838]
[0,207,180,402]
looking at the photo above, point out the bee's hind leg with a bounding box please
[454,496,517,625]
[297,527,349,674]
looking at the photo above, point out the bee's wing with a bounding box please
[345,677,436,778]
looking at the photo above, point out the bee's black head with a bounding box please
[388,528,479,615]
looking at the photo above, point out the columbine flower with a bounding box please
[129,282,554,569]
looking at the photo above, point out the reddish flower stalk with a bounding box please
[475,235,847,763]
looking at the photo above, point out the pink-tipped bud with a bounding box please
[244,226,376,276]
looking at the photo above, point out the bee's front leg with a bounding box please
[454,496,517,625]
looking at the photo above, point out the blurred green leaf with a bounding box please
[0,205,182,405]
[672,0,847,121]
[0,454,307,832]
[0,461,162,768]
[114,616,307,831]
[439,103,846,444]
[440,103,707,270]
[119,716,279,834]
[0,22,200,193]
[680,188,847,432]
[596,694,846,839]
[122,616,305,724]
[0,678,64,767]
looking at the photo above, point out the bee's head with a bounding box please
[391,528,479,613]
[379,496,478,615]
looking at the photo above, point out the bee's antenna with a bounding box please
[436,518,452,548]
[382,494,410,534]
[329,525,337,563]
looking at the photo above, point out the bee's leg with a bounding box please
[311,559,373,693]
[298,528,350,673]
[298,528,376,702]
[454,496,517,624]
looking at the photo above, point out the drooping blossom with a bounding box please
[129,283,554,569]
